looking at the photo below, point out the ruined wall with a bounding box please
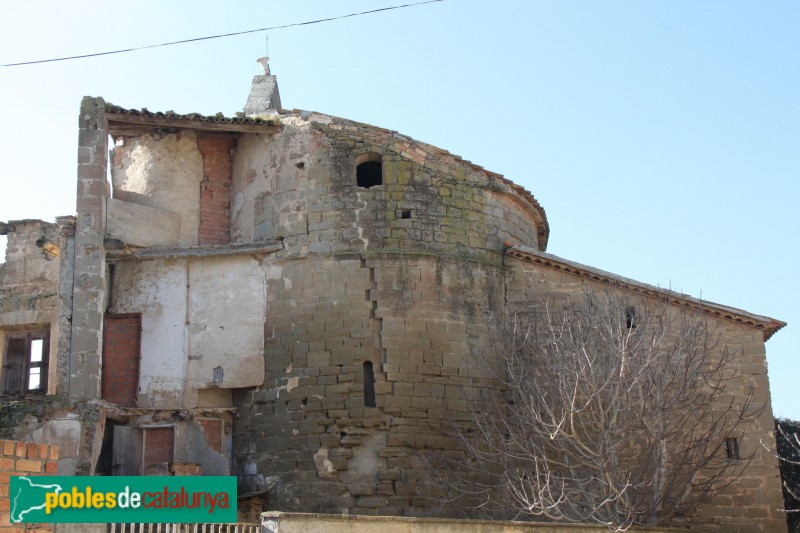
[0,221,60,289]
[111,131,203,247]
[503,258,786,533]
[0,397,101,476]
[0,221,60,396]
[96,103,782,530]
[110,255,266,409]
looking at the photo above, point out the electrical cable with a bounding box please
[2,0,443,67]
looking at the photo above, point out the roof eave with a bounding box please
[505,244,786,341]
[104,103,281,135]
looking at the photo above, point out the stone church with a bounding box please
[0,59,787,531]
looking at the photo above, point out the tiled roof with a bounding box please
[506,244,786,341]
[105,104,279,126]
[104,103,282,135]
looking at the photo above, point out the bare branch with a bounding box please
[428,290,762,529]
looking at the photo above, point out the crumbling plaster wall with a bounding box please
[186,415,232,475]
[231,123,316,245]
[110,255,266,409]
[110,260,185,407]
[111,131,203,246]
[0,397,105,476]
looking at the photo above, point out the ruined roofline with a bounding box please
[104,102,281,134]
[99,101,550,250]
[1,219,56,234]
[505,244,786,341]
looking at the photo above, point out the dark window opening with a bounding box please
[401,209,412,219]
[625,306,637,329]
[2,331,49,395]
[363,361,376,408]
[725,437,740,460]
[357,161,383,188]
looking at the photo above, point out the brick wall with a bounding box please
[143,427,174,466]
[0,439,58,532]
[101,314,141,407]
[197,134,236,245]
[198,419,223,453]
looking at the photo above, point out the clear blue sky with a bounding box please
[1,1,798,418]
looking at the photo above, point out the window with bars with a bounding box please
[2,331,49,395]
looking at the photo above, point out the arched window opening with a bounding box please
[356,153,383,188]
[363,361,376,408]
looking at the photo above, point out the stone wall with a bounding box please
[92,100,786,531]
[69,97,108,401]
[0,220,61,397]
[230,115,545,262]
[0,221,60,290]
[233,252,501,515]
[503,255,786,533]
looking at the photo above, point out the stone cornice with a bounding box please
[505,245,786,341]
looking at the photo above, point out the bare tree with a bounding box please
[432,291,762,530]
[766,418,800,531]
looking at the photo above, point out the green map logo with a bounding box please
[10,476,237,523]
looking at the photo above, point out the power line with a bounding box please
[2,0,443,68]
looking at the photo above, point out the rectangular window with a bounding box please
[725,437,740,460]
[2,331,49,395]
[625,306,637,329]
[363,361,376,408]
